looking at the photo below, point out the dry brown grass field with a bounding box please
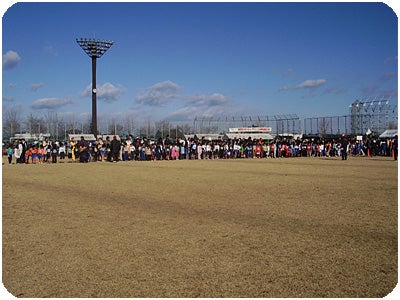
[2,156,398,298]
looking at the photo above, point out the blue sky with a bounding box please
[2,1,398,125]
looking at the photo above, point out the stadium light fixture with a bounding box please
[76,37,114,136]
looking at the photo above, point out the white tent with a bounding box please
[184,134,224,141]
[68,134,96,141]
[379,129,398,138]
[225,133,274,140]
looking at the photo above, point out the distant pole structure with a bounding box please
[76,38,114,136]
[349,96,394,135]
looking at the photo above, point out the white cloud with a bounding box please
[133,80,242,121]
[185,93,230,107]
[30,83,44,92]
[3,96,15,102]
[279,79,326,91]
[165,102,238,121]
[297,79,326,88]
[80,82,125,103]
[3,50,21,71]
[165,107,199,121]
[201,105,233,117]
[135,80,181,106]
[165,93,234,121]
[31,97,74,110]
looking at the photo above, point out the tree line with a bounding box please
[2,108,194,141]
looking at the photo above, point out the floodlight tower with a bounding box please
[76,38,114,136]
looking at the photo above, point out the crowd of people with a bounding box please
[4,133,398,165]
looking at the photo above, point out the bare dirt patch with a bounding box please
[2,157,398,297]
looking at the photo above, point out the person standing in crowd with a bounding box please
[42,137,49,163]
[341,134,348,160]
[366,137,372,157]
[24,146,31,164]
[119,140,124,161]
[133,139,139,160]
[197,142,202,160]
[105,136,112,161]
[14,140,21,163]
[38,145,44,164]
[189,139,196,160]
[392,135,398,161]
[179,139,187,160]
[51,141,59,163]
[20,139,27,163]
[125,136,133,160]
[255,142,262,158]
[214,142,221,159]
[45,143,52,163]
[6,144,13,165]
[122,141,129,161]
[31,145,37,164]
[59,142,66,163]
[78,136,89,163]
[67,142,73,162]
[98,137,106,162]
[69,137,76,162]
[110,135,121,162]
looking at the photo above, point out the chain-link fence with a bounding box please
[3,99,398,142]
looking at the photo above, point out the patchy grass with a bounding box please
[2,157,397,297]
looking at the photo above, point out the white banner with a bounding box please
[229,127,272,133]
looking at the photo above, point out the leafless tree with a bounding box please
[107,118,124,135]
[24,113,46,134]
[318,117,331,137]
[2,106,22,138]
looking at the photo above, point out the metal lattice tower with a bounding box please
[349,96,397,135]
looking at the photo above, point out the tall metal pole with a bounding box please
[76,38,113,137]
[92,56,97,136]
